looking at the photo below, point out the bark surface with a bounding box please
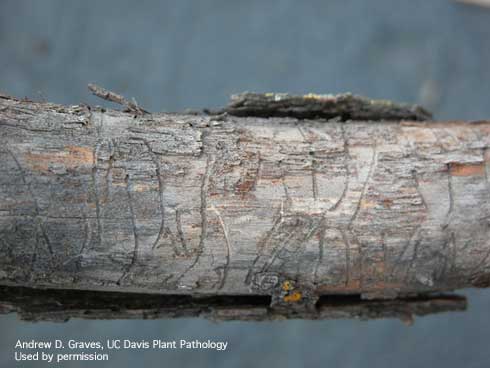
[0,91,489,320]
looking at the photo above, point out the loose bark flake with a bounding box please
[218,92,432,121]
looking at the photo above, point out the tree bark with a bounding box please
[0,91,489,321]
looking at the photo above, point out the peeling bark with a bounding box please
[0,91,489,321]
[218,92,432,121]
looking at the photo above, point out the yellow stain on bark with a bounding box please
[283,291,302,303]
[25,146,93,171]
[282,280,294,291]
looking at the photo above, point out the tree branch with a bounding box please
[0,90,488,322]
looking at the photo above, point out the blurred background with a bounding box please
[1,0,490,367]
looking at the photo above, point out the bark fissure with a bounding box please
[117,174,140,285]
[6,147,54,256]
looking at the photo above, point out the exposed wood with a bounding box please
[0,90,489,321]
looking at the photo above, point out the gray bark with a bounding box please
[0,91,489,321]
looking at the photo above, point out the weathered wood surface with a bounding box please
[0,91,489,317]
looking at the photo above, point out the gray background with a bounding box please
[1,0,490,367]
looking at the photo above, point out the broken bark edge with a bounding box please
[0,286,466,324]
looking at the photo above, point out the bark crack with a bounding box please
[313,220,326,284]
[117,174,140,285]
[405,236,422,282]
[175,209,188,255]
[329,124,350,211]
[91,142,103,250]
[6,147,53,256]
[348,144,377,229]
[347,143,377,289]
[390,226,421,280]
[443,163,454,229]
[341,229,351,286]
[412,169,428,210]
[211,205,232,290]
[141,139,166,252]
[311,159,318,201]
[174,152,212,286]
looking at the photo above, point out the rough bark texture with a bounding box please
[0,91,489,321]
